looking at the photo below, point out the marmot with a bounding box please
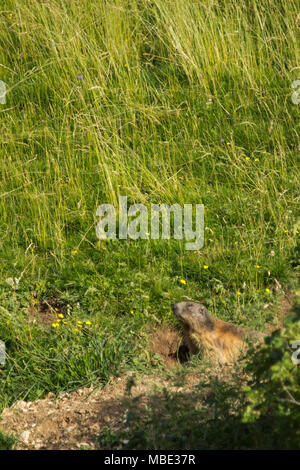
[172,302,265,364]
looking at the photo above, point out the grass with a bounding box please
[0,0,299,446]
[0,430,16,450]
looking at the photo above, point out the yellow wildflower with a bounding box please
[203,265,209,269]
[180,279,186,285]
[58,313,64,319]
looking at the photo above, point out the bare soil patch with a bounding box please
[0,372,207,450]
[28,297,68,325]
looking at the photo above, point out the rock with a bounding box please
[58,391,70,399]
[20,430,30,443]
[65,425,76,433]
[77,442,90,448]
[12,400,28,410]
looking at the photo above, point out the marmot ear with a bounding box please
[198,305,209,319]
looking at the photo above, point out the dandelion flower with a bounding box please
[55,308,59,311]
[245,157,250,161]
[180,279,186,285]
[237,291,241,296]
[72,249,78,255]
[254,158,259,162]
[74,328,79,332]
[255,265,260,269]
[284,230,289,233]
[203,265,209,269]
[130,310,134,315]
[58,313,64,319]
[85,321,92,325]
[265,288,270,293]
[52,323,59,328]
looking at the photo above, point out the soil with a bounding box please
[28,297,69,325]
[0,371,206,450]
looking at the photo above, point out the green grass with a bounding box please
[0,430,16,450]
[0,0,299,436]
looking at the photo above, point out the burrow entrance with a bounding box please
[149,325,189,365]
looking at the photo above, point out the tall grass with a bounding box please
[0,0,298,250]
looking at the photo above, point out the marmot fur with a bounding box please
[172,301,265,364]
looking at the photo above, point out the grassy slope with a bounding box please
[0,0,299,411]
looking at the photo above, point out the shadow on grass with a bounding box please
[97,371,280,450]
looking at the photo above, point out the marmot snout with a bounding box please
[173,301,264,364]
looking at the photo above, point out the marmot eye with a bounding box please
[187,303,193,307]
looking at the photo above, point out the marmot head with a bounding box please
[172,302,214,331]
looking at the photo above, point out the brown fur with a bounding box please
[172,302,265,364]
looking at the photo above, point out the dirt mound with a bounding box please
[0,373,203,450]
[149,325,189,365]
[0,377,129,449]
